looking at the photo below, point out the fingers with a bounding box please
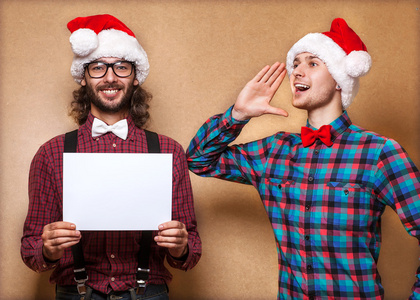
[270,67,287,90]
[253,65,271,82]
[42,222,81,243]
[44,221,77,232]
[155,221,188,258]
[42,222,81,261]
[254,62,286,87]
[156,221,187,243]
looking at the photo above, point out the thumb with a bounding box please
[265,105,289,117]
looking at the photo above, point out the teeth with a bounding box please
[295,83,310,91]
[102,89,119,94]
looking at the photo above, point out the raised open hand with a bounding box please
[232,62,288,121]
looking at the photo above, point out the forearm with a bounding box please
[21,234,57,272]
[166,229,201,271]
[167,146,202,270]
[186,106,248,176]
[376,140,420,298]
[21,146,60,272]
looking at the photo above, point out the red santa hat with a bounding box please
[286,18,371,109]
[67,14,149,85]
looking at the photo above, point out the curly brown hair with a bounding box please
[69,85,152,129]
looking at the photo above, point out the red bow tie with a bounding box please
[301,125,333,147]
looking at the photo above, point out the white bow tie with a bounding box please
[92,118,128,140]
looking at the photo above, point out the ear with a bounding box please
[133,78,139,86]
[81,69,88,86]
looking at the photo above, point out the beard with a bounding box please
[292,85,337,111]
[86,83,135,113]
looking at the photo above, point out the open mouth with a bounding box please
[294,83,310,92]
[102,89,120,95]
[100,88,121,98]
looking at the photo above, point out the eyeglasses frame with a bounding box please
[84,61,135,79]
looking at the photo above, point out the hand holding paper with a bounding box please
[42,221,81,261]
[155,221,188,258]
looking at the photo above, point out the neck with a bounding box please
[90,106,129,125]
[307,99,343,129]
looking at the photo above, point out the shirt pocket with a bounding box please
[321,181,376,233]
[265,178,300,226]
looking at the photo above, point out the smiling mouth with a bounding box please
[102,89,120,95]
[294,83,310,91]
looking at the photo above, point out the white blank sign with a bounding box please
[63,153,173,230]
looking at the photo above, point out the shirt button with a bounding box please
[308,176,314,182]
[305,235,310,240]
[305,205,311,211]
[112,143,117,148]
[111,277,115,282]
[110,254,115,259]
[314,150,319,155]
[307,265,313,271]
[344,189,349,195]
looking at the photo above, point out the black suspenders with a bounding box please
[64,129,160,295]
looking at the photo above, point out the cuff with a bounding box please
[225,106,250,126]
[36,243,58,272]
[166,241,192,270]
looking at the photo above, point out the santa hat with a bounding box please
[67,14,149,85]
[286,18,371,109]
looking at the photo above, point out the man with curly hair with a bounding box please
[21,14,201,300]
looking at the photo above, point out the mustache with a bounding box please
[96,84,124,90]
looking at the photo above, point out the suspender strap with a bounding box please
[64,129,78,152]
[144,129,161,153]
[137,130,160,294]
[64,128,160,295]
[64,129,88,295]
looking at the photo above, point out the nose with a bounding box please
[103,66,118,83]
[292,64,305,78]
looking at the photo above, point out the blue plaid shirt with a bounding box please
[187,107,420,299]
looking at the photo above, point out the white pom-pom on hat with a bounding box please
[69,28,98,56]
[345,50,372,78]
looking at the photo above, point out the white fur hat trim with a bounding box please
[70,28,149,85]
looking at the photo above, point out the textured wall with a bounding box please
[1,1,419,299]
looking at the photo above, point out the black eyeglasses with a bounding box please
[85,61,135,78]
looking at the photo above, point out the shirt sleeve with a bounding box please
[21,143,61,273]
[373,139,420,296]
[186,106,263,185]
[166,141,202,271]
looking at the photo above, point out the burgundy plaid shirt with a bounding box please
[21,113,201,294]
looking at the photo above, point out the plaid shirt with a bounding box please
[21,113,201,294]
[186,107,420,300]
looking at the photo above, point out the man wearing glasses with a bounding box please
[21,14,201,300]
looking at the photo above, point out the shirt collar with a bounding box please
[305,111,352,143]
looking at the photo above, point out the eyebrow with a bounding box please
[91,59,125,64]
[293,55,320,63]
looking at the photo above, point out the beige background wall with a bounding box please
[1,1,419,299]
